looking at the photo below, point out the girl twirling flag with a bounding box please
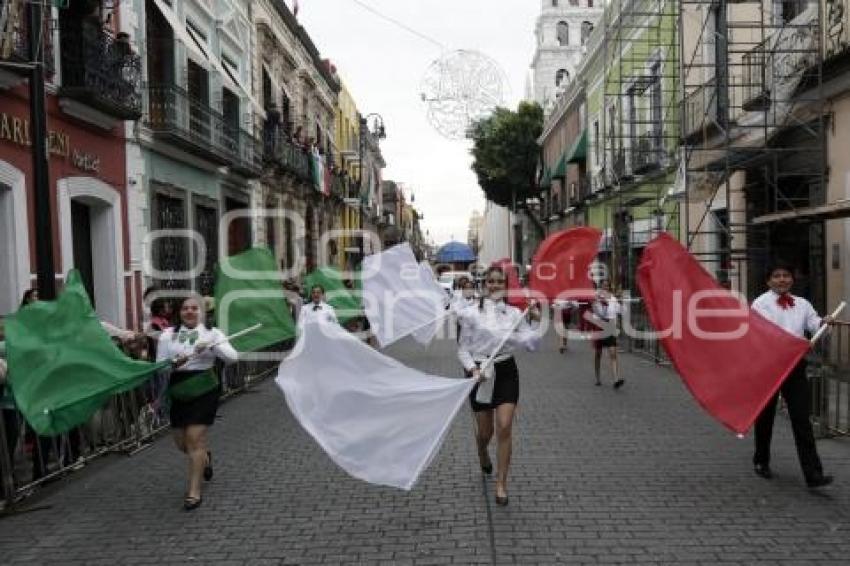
[457,265,542,506]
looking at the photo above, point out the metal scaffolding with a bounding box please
[679,0,826,302]
[598,0,682,292]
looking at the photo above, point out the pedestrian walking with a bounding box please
[457,266,541,506]
[590,280,623,388]
[554,299,578,353]
[298,285,339,328]
[750,261,846,488]
[155,296,238,510]
[452,276,477,342]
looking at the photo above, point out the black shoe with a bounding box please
[806,474,833,489]
[595,381,601,387]
[495,494,509,506]
[183,496,202,511]
[203,451,213,481]
[613,379,625,389]
[481,462,493,475]
[754,463,773,479]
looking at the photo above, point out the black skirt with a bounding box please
[168,371,220,428]
[593,335,618,349]
[469,357,519,412]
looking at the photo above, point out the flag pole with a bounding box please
[479,308,531,376]
[810,302,846,346]
[181,323,264,363]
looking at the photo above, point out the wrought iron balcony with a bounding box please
[330,173,349,200]
[60,24,141,119]
[144,83,235,165]
[741,41,769,112]
[264,130,311,181]
[228,127,262,177]
[683,78,719,141]
[631,133,662,174]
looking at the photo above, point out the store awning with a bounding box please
[552,153,567,179]
[566,130,588,163]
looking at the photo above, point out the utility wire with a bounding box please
[350,0,448,51]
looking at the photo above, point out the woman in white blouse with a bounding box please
[156,296,238,510]
[457,266,541,506]
[590,279,623,388]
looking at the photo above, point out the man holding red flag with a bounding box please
[750,262,843,488]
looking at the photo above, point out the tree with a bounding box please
[468,102,544,208]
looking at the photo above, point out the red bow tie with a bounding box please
[776,294,795,310]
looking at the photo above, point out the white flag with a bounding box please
[275,321,475,490]
[362,243,448,347]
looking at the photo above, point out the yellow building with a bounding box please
[334,82,362,270]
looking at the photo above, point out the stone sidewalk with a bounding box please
[1,333,850,565]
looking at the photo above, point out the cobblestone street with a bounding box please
[2,332,850,565]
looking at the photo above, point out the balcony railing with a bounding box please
[631,132,662,174]
[741,40,769,111]
[264,130,311,182]
[683,78,719,140]
[741,10,819,110]
[0,0,55,79]
[60,23,141,119]
[229,127,262,177]
[145,83,235,166]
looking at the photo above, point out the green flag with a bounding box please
[6,271,167,436]
[303,266,362,325]
[214,247,295,352]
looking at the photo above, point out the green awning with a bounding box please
[552,153,567,179]
[566,130,588,163]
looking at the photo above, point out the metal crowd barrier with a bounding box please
[619,297,849,439]
[809,325,850,437]
[621,298,670,366]
[0,341,290,510]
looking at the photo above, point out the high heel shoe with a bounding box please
[183,495,202,511]
[203,451,213,481]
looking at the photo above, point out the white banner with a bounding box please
[276,321,474,490]
[362,243,448,347]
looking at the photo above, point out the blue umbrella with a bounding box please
[435,241,476,263]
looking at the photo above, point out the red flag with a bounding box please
[636,233,809,434]
[491,258,528,310]
[529,227,601,302]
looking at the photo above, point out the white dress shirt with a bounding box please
[450,294,477,315]
[456,298,541,372]
[298,301,339,328]
[155,324,238,371]
[751,290,821,338]
[591,294,621,321]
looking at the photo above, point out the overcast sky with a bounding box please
[298,0,540,246]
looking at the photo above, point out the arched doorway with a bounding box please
[0,161,31,316]
[58,177,125,326]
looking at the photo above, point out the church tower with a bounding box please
[530,0,603,112]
